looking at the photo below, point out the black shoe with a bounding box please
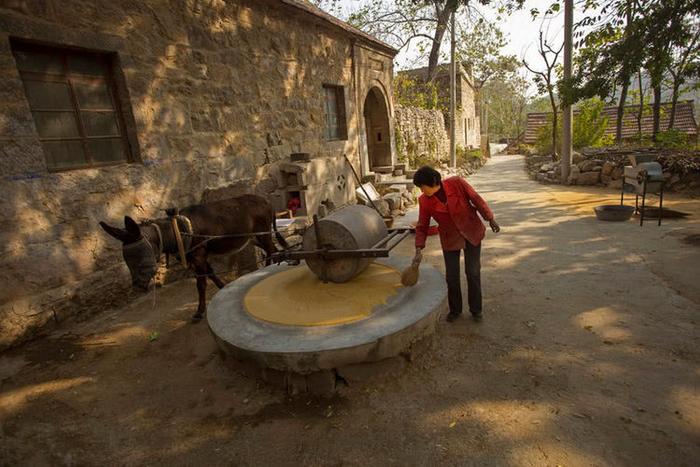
[446,312,462,322]
[471,311,483,322]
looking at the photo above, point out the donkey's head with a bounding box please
[99,216,158,291]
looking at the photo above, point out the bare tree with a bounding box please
[348,0,524,81]
[524,29,564,159]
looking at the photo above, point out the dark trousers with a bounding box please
[443,243,482,316]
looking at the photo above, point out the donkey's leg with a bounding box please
[257,233,275,266]
[206,261,225,289]
[190,250,210,322]
[193,274,207,322]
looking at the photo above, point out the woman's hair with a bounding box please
[412,166,442,187]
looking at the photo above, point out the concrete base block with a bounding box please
[208,257,447,391]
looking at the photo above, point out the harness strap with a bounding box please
[150,222,163,258]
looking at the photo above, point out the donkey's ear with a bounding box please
[124,216,141,237]
[99,221,130,242]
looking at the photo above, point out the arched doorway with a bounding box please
[363,87,391,170]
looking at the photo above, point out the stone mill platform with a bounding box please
[207,256,447,393]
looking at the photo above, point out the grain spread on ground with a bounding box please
[243,263,401,326]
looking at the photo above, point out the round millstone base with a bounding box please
[207,256,447,393]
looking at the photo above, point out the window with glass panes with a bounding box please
[11,42,131,170]
[323,85,347,141]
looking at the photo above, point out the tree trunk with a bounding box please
[549,90,558,160]
[668,79,681,129]
[615,1,634,144]
[652,84,661,141]
[616,82,629,143]
[426,2,453,81]
[637,71,644,143]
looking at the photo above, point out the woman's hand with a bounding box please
[489,219,501,233]
[413,247,423,263]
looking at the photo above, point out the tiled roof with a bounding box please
[281,0,398,56]
[524,100,698,144]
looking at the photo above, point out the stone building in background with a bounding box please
[0,0,398,348]
[399,62,481,150]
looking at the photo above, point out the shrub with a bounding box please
[393,74,441,110]
[456,145,482,167]
[534,118,556,156]
[573,97,608,149]
[534,98,611,156]
[655,129,689,149]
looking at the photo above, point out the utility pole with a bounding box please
[561,0,573,183]
[449,7,457,168]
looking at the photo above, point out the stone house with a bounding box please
[399,62,481,149]
[0,0,398,348]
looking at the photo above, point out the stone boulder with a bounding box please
[610,166,624,180]
[372,199,391,217]
[540,162,557,172]
[567,165,581,185]
[578,159,603,172]
[601,161,615,176]
[382,192,404,211]
[387,184,407,194]
[576,171,601,185]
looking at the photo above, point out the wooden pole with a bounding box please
[561,0,573,183]
[450,8,457,168]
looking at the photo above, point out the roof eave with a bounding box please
[280,0,399,57]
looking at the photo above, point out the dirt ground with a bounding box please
[1,155,699,466]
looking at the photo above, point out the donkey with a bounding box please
[99,194,288,322]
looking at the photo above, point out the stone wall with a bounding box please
[454,73,481,149]
[0,0,396,349]
[394,104,449,166]
[525,148,700,194]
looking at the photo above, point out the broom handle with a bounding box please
[343,154,383,217]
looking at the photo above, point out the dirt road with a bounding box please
[1,155,698,466]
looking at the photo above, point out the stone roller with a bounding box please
[302,205,388,283]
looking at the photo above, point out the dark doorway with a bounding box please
[363,87,391,170]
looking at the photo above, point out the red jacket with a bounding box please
[415,176,494,251]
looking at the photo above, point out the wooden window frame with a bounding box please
[323,84,348,141]
[11,41,133,172]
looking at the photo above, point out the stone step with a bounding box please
[372,166,394,174]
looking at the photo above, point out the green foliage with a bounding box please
[394,124,441,169]
[456,20,519,89]
[393,74,441,111]
[395,126,405,163]
[482,74,528,140]
[573,98,609,149]
[597,133,616,148]
[534,98,612,154]
[527,96,555,113]
[456,145,481,161]
[655,129,689,149]
[535,119,556,156]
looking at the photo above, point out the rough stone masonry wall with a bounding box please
[394,104,449,166]
[525,148,700,194]
[0,0,395,349]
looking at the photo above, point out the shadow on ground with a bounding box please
[1,156,699,466]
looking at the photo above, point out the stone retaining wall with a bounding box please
[525,149,700,194]
[394,104,449,166]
